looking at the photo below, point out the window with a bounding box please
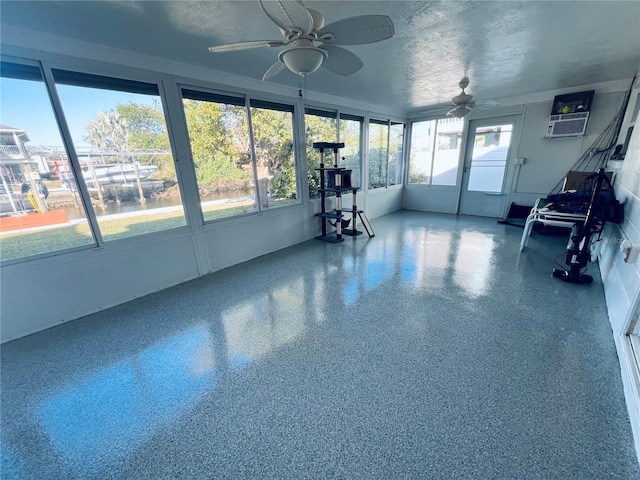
[249,99,298,210]
[467,124,513,192]
[53,69,186,240]
[305,109,337,198]
[408,118,464,186]
[368,120,388,190]
[339,114,363,188]
[367,119,405,190]
[0,62,94,262]
[182,90,254,222]
[388,122,405,186]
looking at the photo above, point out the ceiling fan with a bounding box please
[420,77,500,118]
[208,0,395,81]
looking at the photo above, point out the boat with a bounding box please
[59,162,158,190]
[1,125,164,193]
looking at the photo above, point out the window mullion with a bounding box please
[164,83,205,230]
[430,120,438,186]
[245,97,261,213]
[294,101,308,201]
[386,120,391,188]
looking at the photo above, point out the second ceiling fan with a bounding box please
[209,0,395,80]
[421,77,500,118]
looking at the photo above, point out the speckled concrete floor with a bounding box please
[1,211,638,479]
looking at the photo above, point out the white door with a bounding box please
[458,116,518,217]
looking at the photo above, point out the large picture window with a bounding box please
[0,62,95,262]
[53,69,186,241]
[408,118,463,186]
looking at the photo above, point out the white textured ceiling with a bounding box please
[1,1,639,113]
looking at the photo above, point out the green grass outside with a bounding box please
[0,197,298,262]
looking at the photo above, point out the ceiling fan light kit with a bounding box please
[279,43,327,76]
[208,0,394,80]
[449,106,472,118]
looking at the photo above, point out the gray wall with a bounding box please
[512,92,625,206]
[598,77,640,459]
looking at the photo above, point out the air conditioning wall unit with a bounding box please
[545,112,590,138]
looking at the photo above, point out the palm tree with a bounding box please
[85,111,128,151]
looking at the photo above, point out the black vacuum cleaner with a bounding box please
[552,168,623,284]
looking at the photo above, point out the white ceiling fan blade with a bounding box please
[319,45,364,76]
[263,61,286,81]
[209,40,287,53]
[259,0,313,35]
[318,15,394,45]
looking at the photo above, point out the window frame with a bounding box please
[0,57,103,264]
[0,56,199,266]
[407,117,465,188]
[388,121,405,187]
[180,86,254,224]
[367,118,389,191]
[337,111,364,190]
[367,117,405,191]
[304,107,338,199]
[248,97,300,211]
[49,66,190,241]
[180,85,303,224]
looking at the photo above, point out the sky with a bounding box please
[0,78,158,148]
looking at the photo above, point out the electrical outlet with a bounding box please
[624,245,640,264]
